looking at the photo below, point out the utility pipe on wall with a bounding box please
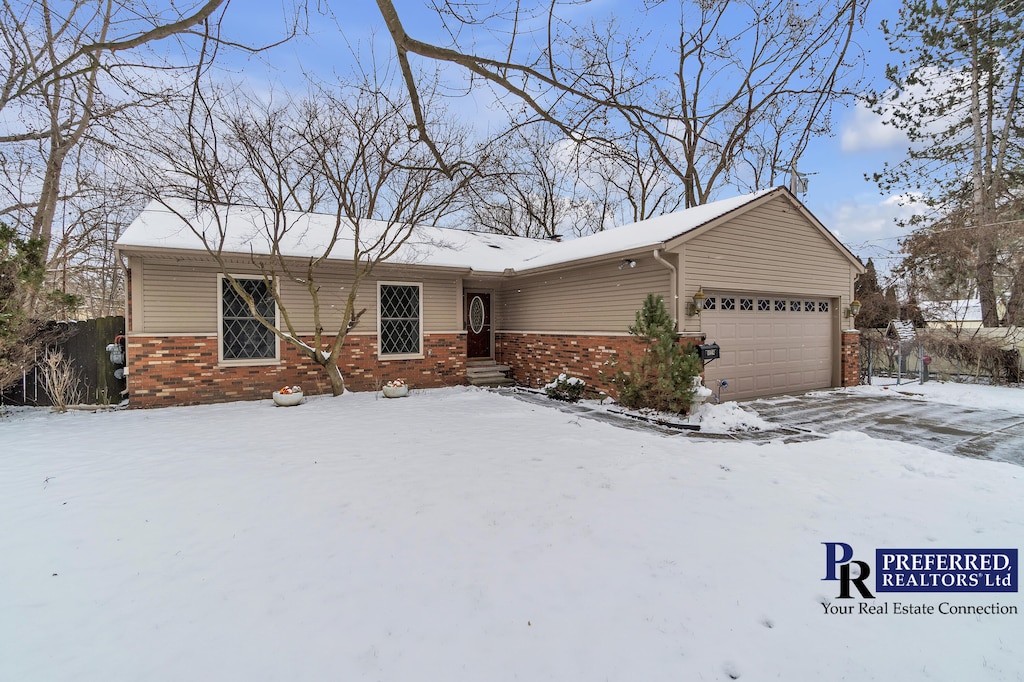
[652,248,679,325]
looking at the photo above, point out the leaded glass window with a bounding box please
[221,277,276,360]
[380,284,421,355]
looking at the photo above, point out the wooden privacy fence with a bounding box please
[1,316,126,406]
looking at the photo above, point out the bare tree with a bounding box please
[0,0,302,326]
[571,130,687,227]
[461,125,607,239]
[374,0,865,205]
[0,1,255,252]
[145,71,476,395]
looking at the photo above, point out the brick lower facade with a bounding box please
[127,333,467,408]
[841,330,860,387]
[128,329,858,407]
[495,331,702,397]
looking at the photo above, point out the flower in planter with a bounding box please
[278,385,302,395]
[383,379,407,389]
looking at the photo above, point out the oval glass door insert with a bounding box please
[469,295,485,334]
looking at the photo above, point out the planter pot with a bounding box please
[272,390,304,407]
[382,385,409,399]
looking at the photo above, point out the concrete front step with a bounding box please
[467,376,516,387]
[465,358,513,387]
[466,364,511,377]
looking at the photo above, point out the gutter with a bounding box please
[652,248,679,324]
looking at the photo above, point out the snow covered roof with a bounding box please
[116,188,782,274]
[918,299,984,322]
[887,320,918,341]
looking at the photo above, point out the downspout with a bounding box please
[652,248,679,326]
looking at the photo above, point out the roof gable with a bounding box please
[665,188,864,272]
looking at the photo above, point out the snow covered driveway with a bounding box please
[744,382,1024,465]
[2,386,1023,681]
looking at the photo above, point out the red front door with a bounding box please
[466,292,491,358]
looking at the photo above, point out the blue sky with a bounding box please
[217,1,914,274]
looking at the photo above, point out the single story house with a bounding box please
[115,186,866,407]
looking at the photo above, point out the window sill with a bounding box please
[218,358,281,368]
[378,353,424,361]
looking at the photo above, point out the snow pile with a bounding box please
[1,387,1022,681]
[691,400,777,434]
[841,378,1024,415]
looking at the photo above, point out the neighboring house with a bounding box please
[919,299,1008,332]
[115,186,866,407]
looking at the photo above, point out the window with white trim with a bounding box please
[379,283,422,356]
[220,276,277,361]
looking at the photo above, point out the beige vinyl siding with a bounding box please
[677,196,854,333]
[141,261,219,333]
[133,255,460,335]
[500,257,671,332]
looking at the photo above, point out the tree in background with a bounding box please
[462,122,690,239]
[376,0,866,207]
[0,0,302,316]
[854,258,900,329]
[460,126,603,239]
[0,223,79,389]
[869,0,1024,326]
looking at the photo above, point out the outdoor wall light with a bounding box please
[846,299,862,318]
[619,258,637,270]
[687,287,707,316]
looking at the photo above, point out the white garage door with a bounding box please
[700,293,834,401]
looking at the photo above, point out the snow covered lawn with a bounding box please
[2,387,1023,681]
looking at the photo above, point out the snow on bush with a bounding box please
[544,373,585,402]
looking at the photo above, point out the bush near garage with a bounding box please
[613,294,701,413]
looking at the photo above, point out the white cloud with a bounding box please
[839,103,907,152]
[819,193,927,274]
[841,64,981,154]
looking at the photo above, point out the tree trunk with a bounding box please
[325,359,346,396]
[1005,263,1024,326]
[976,232,1001,326]
[968,14,1000,328]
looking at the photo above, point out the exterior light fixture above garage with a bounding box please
[688,287,707,316]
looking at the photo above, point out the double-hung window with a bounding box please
[378,282,422,357]
[220,275,277,362]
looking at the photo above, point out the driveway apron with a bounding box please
[499,386,1024,466]
[741,391,1024,465]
